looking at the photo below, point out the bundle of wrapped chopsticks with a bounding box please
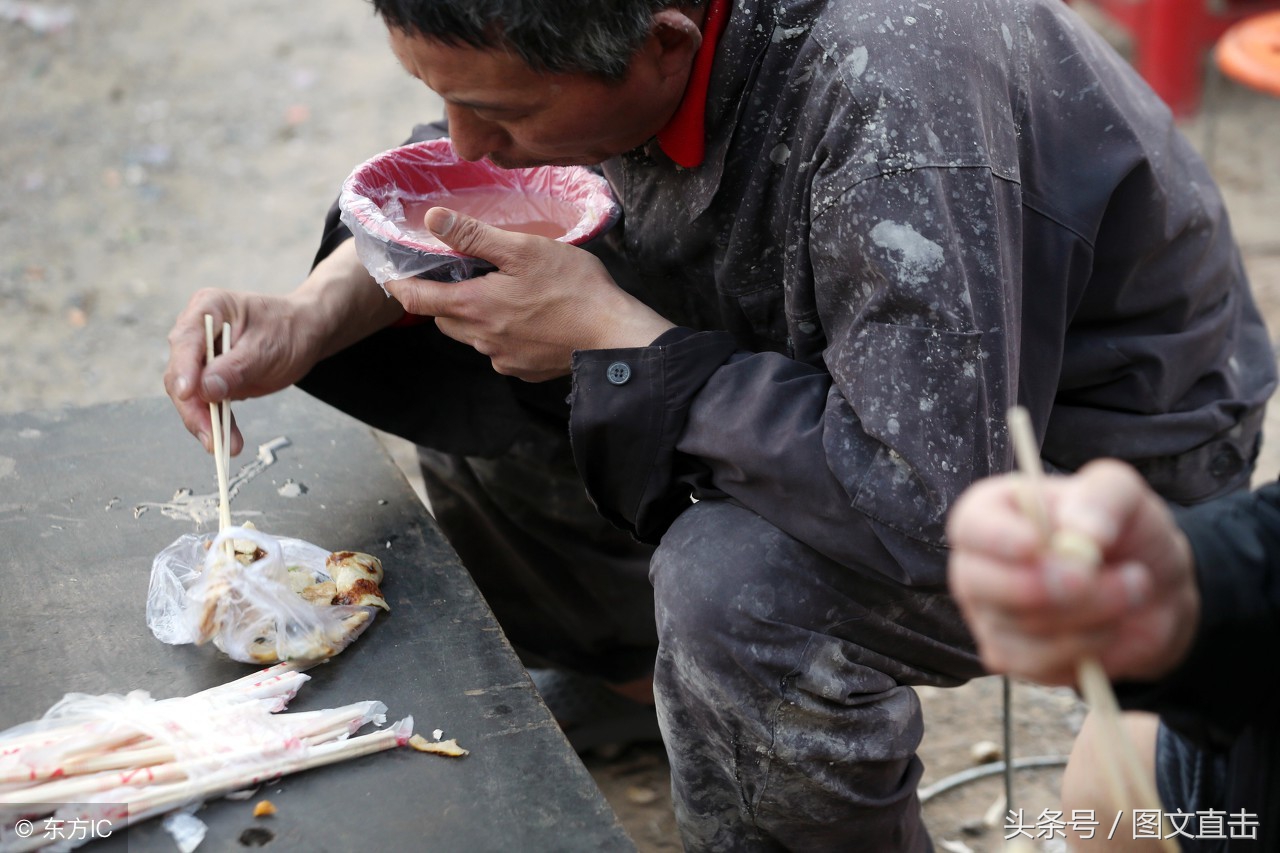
[0,662,413,851]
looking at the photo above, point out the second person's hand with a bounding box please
[946,459,1201,687]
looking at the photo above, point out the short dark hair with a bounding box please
[370,0,701,79]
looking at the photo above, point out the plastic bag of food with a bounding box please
[338,137,621,285]
[146,526,388,664]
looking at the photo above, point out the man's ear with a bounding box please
[648,8,704,79]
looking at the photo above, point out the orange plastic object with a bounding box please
[1216,10,1280,96]
[1068,0,1280,115]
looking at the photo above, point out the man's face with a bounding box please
[388,27,687,169]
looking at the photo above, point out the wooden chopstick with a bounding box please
[1005,406,1176,851]
[220,321,232,505]
[204,314,233,544]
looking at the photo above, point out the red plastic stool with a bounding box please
[1215,9,1280,95]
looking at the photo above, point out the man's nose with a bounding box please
[446,106,509,162]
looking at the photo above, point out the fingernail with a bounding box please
[197,432,210,452]
[203,374,228,399]
[1119,562,1150,608]
[1044,556,1093,604]
[427,207,456,237]
[1060,507,1119,546]
[175,375,192,397]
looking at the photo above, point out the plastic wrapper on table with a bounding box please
[338,137,621,286]
[0,670,409,851]
[146,526,381,665]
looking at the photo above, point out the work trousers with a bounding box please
[418,420,982,852]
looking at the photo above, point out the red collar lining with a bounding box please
[655,0,731,169]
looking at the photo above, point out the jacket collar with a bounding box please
[655,0,732,169]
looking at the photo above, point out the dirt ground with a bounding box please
[2,2,1277,850]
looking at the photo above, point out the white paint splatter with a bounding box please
[870,220,945,285]
[276,479,308,498]
[772,24,808,42]
[19,428,41,439]
[841,45,869,81]
[0,456,15,479]
[133,436,290,524]
[770,143,791,165]
[1001,23,1013,52]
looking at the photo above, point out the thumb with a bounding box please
[201,347,252,403]
[426,206,518,267]
[200,366,232,403]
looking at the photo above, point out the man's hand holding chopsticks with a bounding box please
[164,240,405,456]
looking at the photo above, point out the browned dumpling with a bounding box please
[327,551,390,611]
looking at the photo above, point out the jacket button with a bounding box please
[1210,446,1239,478]
[606,361,632,385]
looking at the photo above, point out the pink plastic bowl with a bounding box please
[339,138,621,284]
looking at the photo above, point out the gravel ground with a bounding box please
[3,2,1277,850]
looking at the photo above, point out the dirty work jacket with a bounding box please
[301,0,1275,590]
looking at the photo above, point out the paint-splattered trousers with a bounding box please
[417,419,983,852]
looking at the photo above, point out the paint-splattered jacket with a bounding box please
[304,0,1274,589]
[567,0,1275,584]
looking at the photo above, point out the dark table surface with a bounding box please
[0,390,632,852]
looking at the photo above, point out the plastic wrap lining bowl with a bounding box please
[338,138,622,285]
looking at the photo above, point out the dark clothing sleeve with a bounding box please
[1116,480,1280,742]
[570,328,738,539]
[572,322,962,582]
